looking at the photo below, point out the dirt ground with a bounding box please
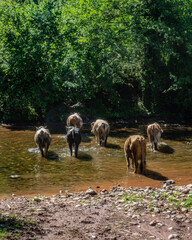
[0,182,191,240]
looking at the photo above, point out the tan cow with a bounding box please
[91,119,110,146]
[147,123,163,151]
[66,113,83,129]
[124,135,146,173]
[34,126,51,158]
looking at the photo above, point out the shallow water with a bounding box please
[0,124,192,198]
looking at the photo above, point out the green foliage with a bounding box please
[0,0,192,122]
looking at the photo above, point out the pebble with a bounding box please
[168,234,180,239]
[154,207,160,213]
[182,189,190,194]
[101,189,108,194]
[149,220,157,226]
[132,232,142,237]
[168,227,173,231]
[176,215,183,220]
[86,188,97,196]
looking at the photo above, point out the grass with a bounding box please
[183,195,192,208]
[120,190,192,212]
[123,194,144,204]
[0,215,38,240]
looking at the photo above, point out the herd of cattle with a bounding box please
[34,113,163,174]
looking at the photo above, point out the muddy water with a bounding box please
[0,124,192,198]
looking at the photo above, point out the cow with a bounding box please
[147,122,163,151]
[66,113,83,129]
[66,127,81,157]
[91,119,110,146]
[34,126,51,157]
[124,135,146,173]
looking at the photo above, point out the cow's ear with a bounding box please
[35,126,39,130]
[91,122,95,127]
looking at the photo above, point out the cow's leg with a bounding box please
[134,160,138,173]
[133,154,138,173]
[154,142,158,151]
[39,145,44,157]
[125,154,130,169]
[75,144,79,158]
[131,152,135,168]
[68,143,73,156]
[104,136,108,146]
[45,143,49,158]
[140,157,146,173]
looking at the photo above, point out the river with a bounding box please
[0,123,192,198]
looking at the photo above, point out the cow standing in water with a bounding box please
[66,127,81,158]
[66,113,83,129]
[34,126,51,158]
[147,123,163,151]
[91,119,110,146]
[124,135,146,174]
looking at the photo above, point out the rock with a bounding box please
[110,186,117,192]
[176,215,183,220]
[186,184,192,189]
[154,207,160,213]
[168,227,173,231]
[164,180,175,185]
[10,175,20,179]
[168,233,180,239]
[86,188,97,196]
[182,189,190,194]
[132,232,142,237]
[149,220,157,226]
[75,204,81,208]
[130,222,138,225]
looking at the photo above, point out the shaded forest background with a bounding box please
[0,0,192,123]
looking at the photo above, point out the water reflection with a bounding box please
[0,124,192,198]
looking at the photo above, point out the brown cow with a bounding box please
[147,123,163,151]
[91,119,110,146]
[124,135,146,173]
[66,113,83,129]
[34,126,51,157]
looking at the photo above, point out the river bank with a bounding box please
[0,181,191,240]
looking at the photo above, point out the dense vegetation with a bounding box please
[0,0,192,123]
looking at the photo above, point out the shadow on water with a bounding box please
[105,143,122,150]
[144,169,168,181]
[77,152,93,161]
[47,151,60,161]
[158,144,174,154]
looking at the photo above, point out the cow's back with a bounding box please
[125,135,146,160]
[67,113,83,128]
[147,123,162,140]
[35,128,51,146]
[93,119,109,135]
